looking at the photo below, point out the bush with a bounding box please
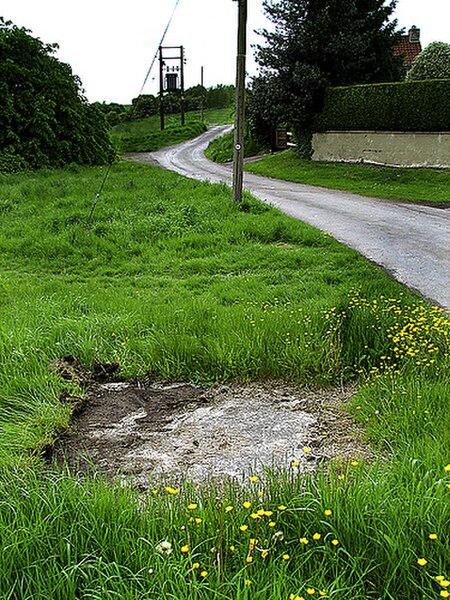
[314,79,450,132]
[407,42,450,81]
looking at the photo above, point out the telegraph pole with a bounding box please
[232,0,247,202]
[159,46,165,131]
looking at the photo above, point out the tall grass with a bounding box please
[0,161,448,598]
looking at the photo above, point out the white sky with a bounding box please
[2,0,449,104]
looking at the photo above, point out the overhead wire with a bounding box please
[85,0,182,227]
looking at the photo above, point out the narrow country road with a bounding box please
[136,125,450,310]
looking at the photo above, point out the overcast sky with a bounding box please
[2,0,450,104]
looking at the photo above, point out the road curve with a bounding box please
[138,125,449,310]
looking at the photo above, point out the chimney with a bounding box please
[409,25,420,43]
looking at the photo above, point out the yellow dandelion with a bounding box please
[268,521,276,527]
[303,447,311,454]
[292,460,300,467]
[225,505,233,512]
[324,509,332,516]
[319,592,327,597]
[264,510,273,517]
[195,518,202,524]
[278,505,287,511]
[442,581,450,589]
[246,556,253,564]
[428,533,438,540]
[181,545,189,553]
[249,475,259,483]
[350,460,359,467]
[192,562,200,569]
[331,539,339,546]
[307,588,316,595]
[437,576,445,582]
[245,579,252,586]
[258,491,263,497]
[261,550,269,558]
[313,532,321,540]
[151,489,158,496]
[282,553,290,560]
[200,570,208,578]
[187,503,197,510]
[250,512,260,520]
[440,592,450,599]
[230,545,235,551]
[300,537,309,545]
[240,524,248,532]
[417,558,427,566]
[444,464,450,472]
[165,486,180,495]
[243,501,252,509]
[249,538,258,550]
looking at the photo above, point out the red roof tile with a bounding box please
[393,35,422,69]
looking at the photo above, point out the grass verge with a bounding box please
[245,150,450,205]
[0,161,448,598]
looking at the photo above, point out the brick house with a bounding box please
[393,25,422,70]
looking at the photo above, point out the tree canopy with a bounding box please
[406,42,450,81]
[249,0,403,151]
[0,18,114,172]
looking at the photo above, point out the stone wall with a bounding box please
[312,131,450,168]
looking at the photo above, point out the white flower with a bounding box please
[156,540,172,555]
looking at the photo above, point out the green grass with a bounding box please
[205,130,268,163]
[112,107,234,152]
[245,150,450,205]
[0,161,449,599]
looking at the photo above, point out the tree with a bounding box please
[0,18,114,171]
[406,42,450,81]
[249,0,403,155]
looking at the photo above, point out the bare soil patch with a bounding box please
[52,378,373,488]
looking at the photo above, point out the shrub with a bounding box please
[407,42,450,81]
[313,79,450,132]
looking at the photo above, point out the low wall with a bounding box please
[312,131,450,168]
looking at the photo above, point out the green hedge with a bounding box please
[313,79,450,132]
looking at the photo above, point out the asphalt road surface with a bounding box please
[140,125,449,310]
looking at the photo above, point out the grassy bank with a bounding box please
[0,161,448,598]
[245,150,450,205]
[112,107,234,152]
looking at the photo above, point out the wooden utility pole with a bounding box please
[232,0,247,202]
[159,46,165,131]
[180,45,185,126]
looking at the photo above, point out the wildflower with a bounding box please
[240,524,249,532]
[417,558,428,566]
[300,537,309,545]
[429,533,438,540]
[245,579,252,586]
[313,533,321,541]
[350,460,359,467]
[278,505,287,511]
[200,570,208,578]
[268,521,276,527]
[319,592,327,597]
[195,518,202,524]
[250,512,260,520]
[155,540,172,555]
[230,546,235,552]
[292,460,300,467]
[444,464,450,472]
[258,491,263,497]
[331,539,339,546]
[192,562,200,569]
[324,509,332,516]
[282,553,290,560]
[307,589,316,595]
[225,505,233,512]
[181,545,189,553]
[303,447,311,454]
[249,475,259,483]
[165,486,180,495]
[257,508,265,516]
[187,503,197,510]
[264,510,273,517]
[437,577,445,582]
[243,501,252,509]
[249,538,258,550]
[441,581,450,589]
[261,550,269,558]
[151,489,158,496]
[246,556,253,564]
[440,592,450,599]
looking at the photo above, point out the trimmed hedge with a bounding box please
[313,79,450,132]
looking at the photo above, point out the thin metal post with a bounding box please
[232,0,247,202]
